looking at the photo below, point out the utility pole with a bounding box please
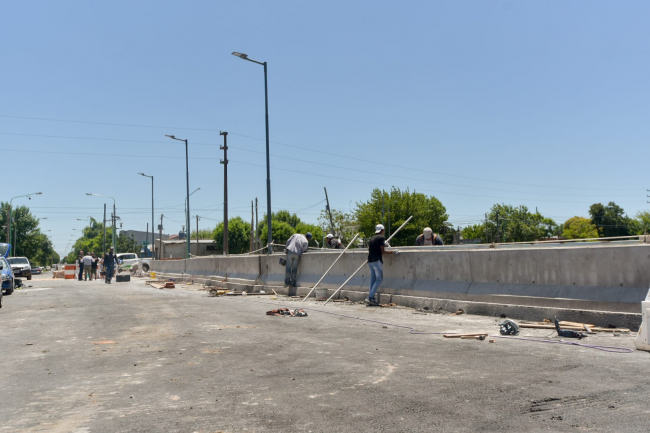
[382,192,385,225]
[5,205,9,243]
[103,204,106,253]
[196,215,200,256]
[158,214,163,260]
[324,187,335,235]
[255,198,259,250]
[220,131,229,256]
[113,203,116,252]
[146,223,149,257]
[495,213,500,243]
[250,201,254,252]
[485,213,488,243]
[13,221,17,256]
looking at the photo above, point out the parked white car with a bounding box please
[116,253,152,272]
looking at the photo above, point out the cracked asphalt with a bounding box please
[1,275,650,432]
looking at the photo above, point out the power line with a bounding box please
[0,145,642,201]
[0,114,638,192]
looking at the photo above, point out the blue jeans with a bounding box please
[368,261,383,300]
[106,264,115,281]
[284,252,300,286]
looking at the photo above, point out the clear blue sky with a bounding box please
[3,1,649,256]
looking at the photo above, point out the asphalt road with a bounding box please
[2,275,650,432]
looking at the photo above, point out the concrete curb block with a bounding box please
[153,272,641,330]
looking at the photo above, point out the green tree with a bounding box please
[486,204,557,243]
[64,218,123,263]
[259,220,296,248]
[355,188,448,246]
[589,202,630,237]
[0,202,55,264]
[562,217,599,239]
[635,210,650,234]
[317,209,358,244]
[461,224,485,242]
[213,217,252,254]
[191,226,217,240]
[272,210,300,229]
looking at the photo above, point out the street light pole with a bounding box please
[87,193,116,251]
[184,187,201,253]
[138,173,154,258]
[166,135,191,259]
[232,51,272,255]
[8,192,42,257]
[220,131,229,255]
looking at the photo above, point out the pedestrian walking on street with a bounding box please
[91,253,99,280]
[82,253,93,281]
[284,232,312,289]
[365,224,398,306]
[102,247,119,284]
[78,250,84,281]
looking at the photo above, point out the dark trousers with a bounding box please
[78,263,84,281]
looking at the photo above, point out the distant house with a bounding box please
[161,239,220,259]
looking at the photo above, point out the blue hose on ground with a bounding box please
[238,297,634,354]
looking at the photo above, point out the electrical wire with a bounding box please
[0,114,639,192]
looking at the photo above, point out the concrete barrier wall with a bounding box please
[152,244,650,313]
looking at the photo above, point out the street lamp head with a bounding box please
[36,192,42,195]
[86,193,93,196]
[165,135,176,139]
[232,52,248,59]
[138,172,145,176]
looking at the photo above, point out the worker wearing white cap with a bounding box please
[415,227,443,246]
[325,233,343,249]
[365,224,398,306]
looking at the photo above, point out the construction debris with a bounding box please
[380,303,398,308]
[450,309,464,315]
[266,308,308,317]
[498,319,520,335]
[208,289,228,297]
[147,281,175,290]
[519,323,630,333]
[443,333,488,339]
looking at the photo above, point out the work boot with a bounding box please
[365,297,380,306]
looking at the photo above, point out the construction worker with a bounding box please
[284,232,312,289]
[325,234,343,249]
[415,227,443,246]
[365,224,398,306]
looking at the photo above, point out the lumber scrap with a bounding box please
[443,333,488,339]
[519,323,630,333]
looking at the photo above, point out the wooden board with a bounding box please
[443,333,488,338]
[519,323,630,332]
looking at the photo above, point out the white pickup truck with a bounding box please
[116,253,152,272]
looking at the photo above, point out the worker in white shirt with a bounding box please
[284,232,312,288]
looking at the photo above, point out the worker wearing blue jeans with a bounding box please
[365,224,398,306]
[284,232,312,288]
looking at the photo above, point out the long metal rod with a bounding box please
[324,216,413,305]
[302,233,360,302]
